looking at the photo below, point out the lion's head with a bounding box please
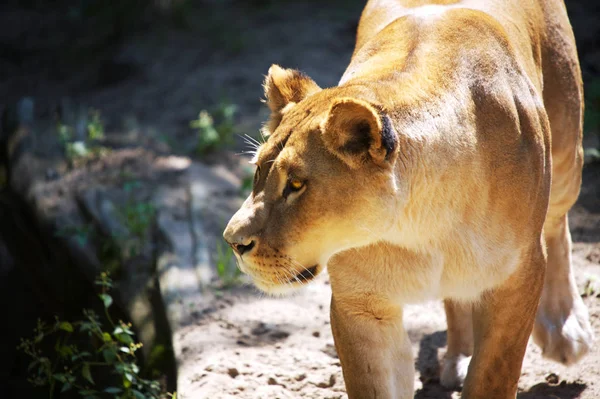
[223,65,403,294]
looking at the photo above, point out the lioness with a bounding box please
[223,0,594,397]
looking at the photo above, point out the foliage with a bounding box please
[117,181,156,259]
[18,273,175,399]
[55,225,95,248]
[190,101,237,155]
[215,240,241,288]
[57,109,110,164]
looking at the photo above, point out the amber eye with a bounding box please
[290,179,303,191]
[283,178,305,198]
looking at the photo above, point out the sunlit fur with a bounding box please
[224,1,593,398]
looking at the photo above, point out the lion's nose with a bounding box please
[223,227,257,256]
[230,240,256,256]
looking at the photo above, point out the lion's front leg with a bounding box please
[462,244,546,399]
[330,292,413,399]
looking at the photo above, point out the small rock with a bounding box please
[270,330,290,340]
[205,365,213,372]
[268,377,278,385]
[321,343,339,359]
[545,373,560,385]
[228,368,239,378]
[312,331,320,338]
[295,373,307,381]
[316,374,336,388]
[251,322,271,335]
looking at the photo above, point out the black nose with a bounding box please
[232,240,255,256]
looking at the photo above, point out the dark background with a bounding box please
[1,1,599,398]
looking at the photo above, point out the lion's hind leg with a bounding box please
[532,214,594,365]
[440,299,473,389]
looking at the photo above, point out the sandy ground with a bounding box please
[176,263,600,399]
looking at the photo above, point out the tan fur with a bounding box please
[223,0,593,397]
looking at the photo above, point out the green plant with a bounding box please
[87,110,106,142]
[18,273,175,399]
[55,225,95,247]
[215,240,240,288]
[190,101,237,155]
[116,181,156,258]
[57,108,110,164]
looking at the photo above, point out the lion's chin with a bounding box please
[251,265,320,297]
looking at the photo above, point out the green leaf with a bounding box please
[82,363,94,384]
[123,374,132,388]
[79,389,98,395]
[58,321,74,332]
[57,345,73,358]
[53,373,67,383]
[72,351,91,361]
[102,348,117,363]
[119,346,131,354]
[102,332,112,342]
[115,333,134,345]
[104,387,122,394]
[99,294,113,309]
[61,383,72,393]
[132,389,146,399]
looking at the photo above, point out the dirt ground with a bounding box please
[177,161,600,399]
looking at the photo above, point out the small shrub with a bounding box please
[190,101,237,155]
[87,110,106,142]
[117,181,156,258]
[18,273,175,399]
[57,108,110,165]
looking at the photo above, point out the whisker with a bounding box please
[245,133,263,146]
[242,133,263,148]
[238,134,261,150]
[288,257,316,280]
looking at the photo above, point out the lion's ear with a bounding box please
[263,65,321,133]
[321,98,397,168]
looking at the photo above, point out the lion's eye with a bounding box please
[283,178,305,198]
[289,179,303,191]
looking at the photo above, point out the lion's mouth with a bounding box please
[290,265,318,283]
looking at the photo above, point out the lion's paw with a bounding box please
[440,353,471,389]
[533,296,594,366]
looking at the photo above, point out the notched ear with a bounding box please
[321,98,397,168]
[263,64,321,134]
